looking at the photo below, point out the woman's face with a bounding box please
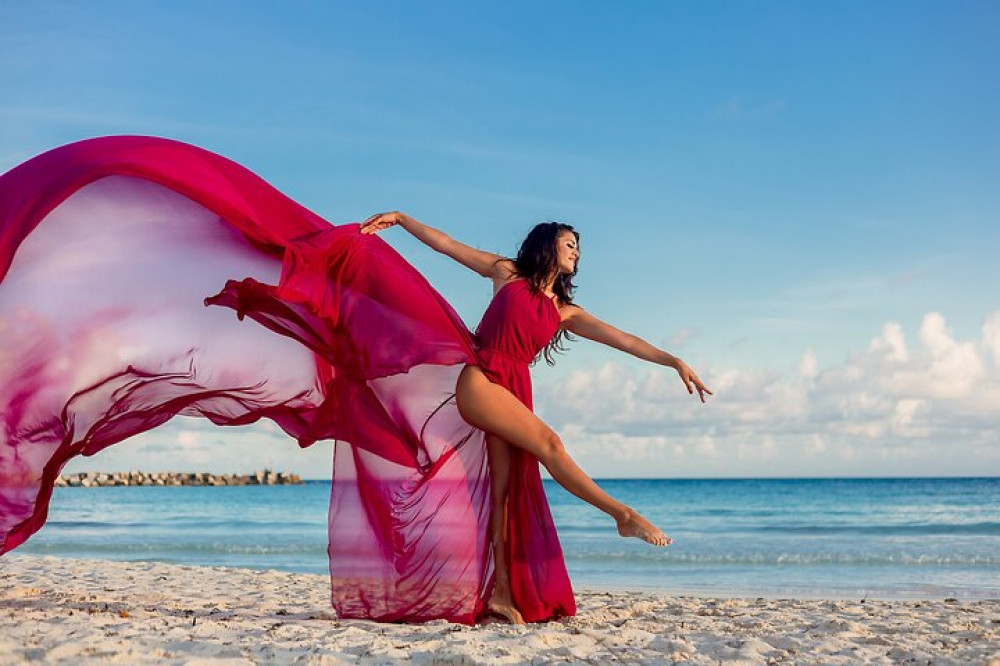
[555,230,580,275]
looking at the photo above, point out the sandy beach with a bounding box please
[0,555,996,665]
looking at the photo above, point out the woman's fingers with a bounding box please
[360,213,399,235]
[359,214,379,234]
[678,363,712,402]
[693,377,713,403]
[361,213,383,227]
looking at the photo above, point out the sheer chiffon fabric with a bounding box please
[0,136,574,624]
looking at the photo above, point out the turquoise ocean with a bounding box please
[13,477,999,600]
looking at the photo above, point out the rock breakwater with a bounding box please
[54,468,302,487]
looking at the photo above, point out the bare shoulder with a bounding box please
[556,299,584,325]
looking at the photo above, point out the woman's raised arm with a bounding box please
[360,211,513,280]
[562,306,713,403]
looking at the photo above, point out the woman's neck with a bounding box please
[541,276,556,296]
[541,269,561,294]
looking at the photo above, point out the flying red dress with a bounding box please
[0,136,575,624]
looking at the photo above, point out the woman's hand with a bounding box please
[673,358,713,403]
[360,211,409,235]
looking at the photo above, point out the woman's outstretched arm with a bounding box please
[360,211,513,280]
[562,306,713,402]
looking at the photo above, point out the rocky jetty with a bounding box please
[54,468,302,488]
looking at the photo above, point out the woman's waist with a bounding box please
[475,343,536,365]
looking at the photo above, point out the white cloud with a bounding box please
[695,435,720,459]
[62,418,334,478]
[870,321,909,363]
[879,312,984,400]
[798,348,818,379]
[176,430,200,448]
[665,326,698,348]
[738,435,778,460]
[536,309,1000,477]
[982,311,1000,368]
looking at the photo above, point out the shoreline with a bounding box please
[10,552,993,603]
[2,554,997,664]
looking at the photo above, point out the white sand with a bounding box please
[1,554,997,665]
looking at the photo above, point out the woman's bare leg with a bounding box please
[484,433,524,625]
[456,365,672,547]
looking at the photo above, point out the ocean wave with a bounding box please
[23,542,997,566]
[44,519,324,529]
[566,550,1000,566]
[751,522,1000,536]
[557,522,1000,537]
[18,541,326,555]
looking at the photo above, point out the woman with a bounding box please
[359,211,712,624]
[0,135,709,626]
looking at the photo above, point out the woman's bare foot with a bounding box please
[486,593,525,625]
[616,508,673,546]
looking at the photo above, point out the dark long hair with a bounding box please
[494,221,580,366]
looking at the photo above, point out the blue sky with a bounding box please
[2,1,998,477]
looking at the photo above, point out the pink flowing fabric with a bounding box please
[0,136,575,624]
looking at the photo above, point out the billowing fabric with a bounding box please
[0,136,575,624]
